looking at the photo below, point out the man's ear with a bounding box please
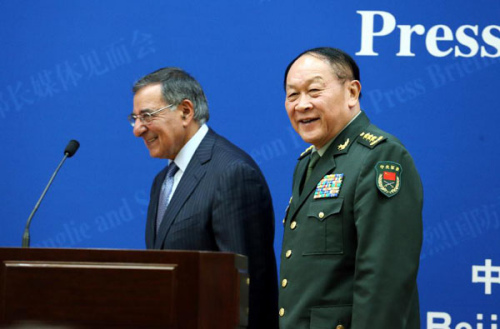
[179,99,195,124]
[347,80,361,108]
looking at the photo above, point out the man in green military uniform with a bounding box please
[279,47,423,328]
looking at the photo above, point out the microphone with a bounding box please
[22,140,80,248]
[64,140,80,157]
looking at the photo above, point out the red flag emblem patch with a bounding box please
[375,161,402,197]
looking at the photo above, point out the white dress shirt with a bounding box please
[167,124,209,201]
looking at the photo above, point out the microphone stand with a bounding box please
[22,153,70,248]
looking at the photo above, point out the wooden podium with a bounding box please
[0,248,248,328]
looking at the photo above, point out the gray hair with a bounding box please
[132,67,210,124]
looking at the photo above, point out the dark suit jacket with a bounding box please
[279,112,423,329]
[146,128,278,328]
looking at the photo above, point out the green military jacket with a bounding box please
[279,111,423,329]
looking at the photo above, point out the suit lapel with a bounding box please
[289,153,337,220]
[154,129,215,249]
[147,167,168,248]
[299,153,337,204]
[290,158,308,215]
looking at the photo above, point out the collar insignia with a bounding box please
[337,138,350,151]
[299,145,314,159]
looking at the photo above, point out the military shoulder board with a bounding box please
[357,132,387,149]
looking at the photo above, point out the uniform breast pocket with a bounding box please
[303,198,344,255]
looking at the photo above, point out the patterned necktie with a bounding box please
[156,162,179,232]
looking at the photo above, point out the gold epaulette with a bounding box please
[357,131,387,149]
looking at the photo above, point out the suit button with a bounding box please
[336,325,345,329]
[318,211,325,219]
[290,221,297,230]
[282,218,285,225]
[285,250,292,258]
[279,308,285,317]
[281,279,288,287]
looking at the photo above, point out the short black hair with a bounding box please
[283,47,362,98]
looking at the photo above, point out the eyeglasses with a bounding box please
[127,104,175,127]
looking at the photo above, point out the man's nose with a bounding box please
[295,95,312,112]
[133,119,147,137]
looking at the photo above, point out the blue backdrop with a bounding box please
[1,0,499,326]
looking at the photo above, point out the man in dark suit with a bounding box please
[279,47,423,328]
[129,67,278,328]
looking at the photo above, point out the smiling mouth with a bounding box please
[300,118,319,124]
[145,137,158,145]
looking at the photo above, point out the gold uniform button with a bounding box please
[281,279,288,287]
[279,308,285,317]
[282,218,285,225]
[336,325,345,329]
[285,250,292,258]
[290,221,297,230]
[318,211,325,219]
[246,278,250,285]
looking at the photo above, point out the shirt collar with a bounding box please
[171,124,209,172]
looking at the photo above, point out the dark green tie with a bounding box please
[305,152,321,183]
